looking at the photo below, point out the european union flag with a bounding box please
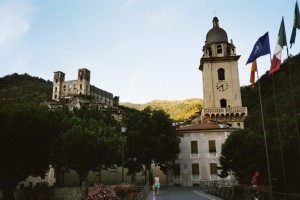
[246,32,271,65]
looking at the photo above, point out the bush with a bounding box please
[15,182,54,200]
[85,183,120,200]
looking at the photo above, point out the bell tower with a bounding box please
[199,17,247,128]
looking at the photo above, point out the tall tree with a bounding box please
[122,106,182,181]
[0,104,56,200]
[58,116,122,186]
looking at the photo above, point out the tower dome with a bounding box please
[206,17,228,44]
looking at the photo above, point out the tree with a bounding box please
[219,129,266,185]
[121,106,182,182]
[58,116,122,186]
[0,104,57,200]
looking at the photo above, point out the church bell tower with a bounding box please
[199,17,247,128]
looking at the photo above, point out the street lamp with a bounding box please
[121,126,126,183]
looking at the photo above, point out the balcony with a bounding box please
[202,107,247,122]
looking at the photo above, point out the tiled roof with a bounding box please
[178,122,220,131]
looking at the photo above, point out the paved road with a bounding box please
[146,187,223,200]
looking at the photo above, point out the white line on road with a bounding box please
[193,190,216,200]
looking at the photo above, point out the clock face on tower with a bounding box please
[216,80,229,92]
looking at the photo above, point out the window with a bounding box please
[210,163,218,175]
[55,87,57,92]
[80,84,82,89]
[218,68,225,80]
[191,141,198,153]
[217,45,222,54]
[192,163,199,175]
[220,99,227,108]
[208,47,212,56]
[173,164,181,179]
[209,140,216,153]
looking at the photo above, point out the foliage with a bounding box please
[112,186,139,200]
[15,182,54,200]
[120,106,183,177]
[85,183,120,200]
[219,129,266,184]
[121,98,203,120]
[0,104,58,199]
[221,53,300,193]
[0,73,52,107]
[57,114,122,186]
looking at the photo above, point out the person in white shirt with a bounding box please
[154,175,160,195]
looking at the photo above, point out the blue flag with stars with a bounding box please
[246,32,271,65]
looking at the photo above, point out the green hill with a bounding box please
[0,73,203,120]
[0,73,53,106]
[121,99,203,120]
[1,52,300,124]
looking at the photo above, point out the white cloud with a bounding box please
[0,1,35,47]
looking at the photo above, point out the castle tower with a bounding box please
[199,17,247,128]
[52,71,65,101]
[77,68,90,96]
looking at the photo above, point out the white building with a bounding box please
[167,16,247,186]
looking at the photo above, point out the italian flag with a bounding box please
[269,17,287,75]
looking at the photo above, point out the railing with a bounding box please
[199,180,234,199]
[243,187,300,200]
[134,171,149,200]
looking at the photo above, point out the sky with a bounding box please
[1,0,300,104]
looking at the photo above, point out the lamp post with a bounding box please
[121,126,126,183]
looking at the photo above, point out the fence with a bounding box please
[134,171,149,200]
[199,181,300,200]
[243,187,300,200]
[199,180,234,199]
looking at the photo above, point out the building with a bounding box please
[52,68,119,107]
[167,17,247,186]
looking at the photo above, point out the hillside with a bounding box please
[121,99,203,120]
[0,73,53,106]
[1,51,300,123]
[0,73,203,120]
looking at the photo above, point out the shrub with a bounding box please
[85,183,120,200]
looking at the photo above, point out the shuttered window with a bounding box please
[191,141,198,153]
[192,163,199,175]
[174,164,180,176]
[209,140,216,152]
[210,163,217,175]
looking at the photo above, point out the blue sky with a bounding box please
[0,0,299,104]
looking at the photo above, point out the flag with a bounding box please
[246,32,271,65]
[250,60,257,90]
[290,1,300,48]
[269,17,287,75]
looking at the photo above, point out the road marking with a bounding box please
[193,190,216,200]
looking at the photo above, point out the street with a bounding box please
[146,187,223,200]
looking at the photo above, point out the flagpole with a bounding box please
[286,21,300,158]
[256,69,272,192]
[271,74,287,194]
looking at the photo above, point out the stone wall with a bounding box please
[52,187,85,200]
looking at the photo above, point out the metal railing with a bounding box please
[134,171,149,200]
[243,187,300,200]
[199,180,234,199]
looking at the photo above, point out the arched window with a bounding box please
[208,47,212,56]
[220,99,227,108]
[217,45,222,54]
[218,68,225,80]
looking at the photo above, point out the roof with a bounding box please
[178,122,220,131]
[206,17,228,44]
